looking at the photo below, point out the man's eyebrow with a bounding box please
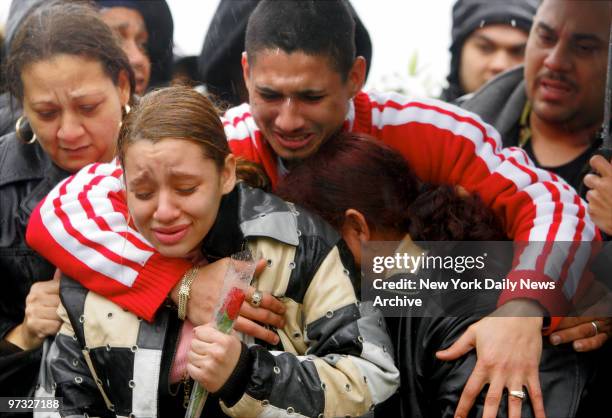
[537,21,604,44]
[471,33,526,47]
[572,33,605,44]
[298,89,326,96]
[255,86,280,94]
[255,85,325,96]
[536,22,555,33]
[472,34,495,43]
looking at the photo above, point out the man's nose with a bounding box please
[488,51,515,76]
[275,98,305,133]
[543,42,572,73]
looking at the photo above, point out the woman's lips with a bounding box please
[152,225,189,245]
[61,145,91,156]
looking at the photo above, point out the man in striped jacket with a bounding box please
[27,1,599,417]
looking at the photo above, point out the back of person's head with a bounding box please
[4,0,135,102]
[276,132,504,241]
[245,0,356,80]
[441,0,538,102]
[277,132,420,233]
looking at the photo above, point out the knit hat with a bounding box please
[441,0,539,102]
[95,0,174,89]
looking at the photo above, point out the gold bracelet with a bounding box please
[178,266,198,320]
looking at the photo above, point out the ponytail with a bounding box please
[235,158,271,191]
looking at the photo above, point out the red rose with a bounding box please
[223,287,245,320]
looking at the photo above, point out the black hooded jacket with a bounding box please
[95,0,174,89]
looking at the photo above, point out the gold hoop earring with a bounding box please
[15,115,37,144]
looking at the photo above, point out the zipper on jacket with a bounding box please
[164,310,194,410]
[182,374,192,409]
[160,308,182,398]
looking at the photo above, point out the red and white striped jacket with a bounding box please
[26,91,597,321]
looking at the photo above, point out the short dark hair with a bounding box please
[245,0,356,80]
[5,0,135,102]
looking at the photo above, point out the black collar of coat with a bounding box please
[201,182,300,261]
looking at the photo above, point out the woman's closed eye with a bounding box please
[176,186,197,195]
[133,190,153,200]
[36,109,58,120]
[79,103,100,114]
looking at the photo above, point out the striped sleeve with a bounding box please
[361,91,598,315]
[25,161,190,321]
[223,103,261,163]
[223,104,285,187]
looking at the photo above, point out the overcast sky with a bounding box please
[1,0,454,94]
[166,0,454,94]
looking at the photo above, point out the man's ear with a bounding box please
[347,56,366,98]
[341,208,371,243]
[242,52,251,89]
[221,154,237,195]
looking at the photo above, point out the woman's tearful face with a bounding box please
[124,138,235,257]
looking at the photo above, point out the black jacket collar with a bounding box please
[201,182,300,261]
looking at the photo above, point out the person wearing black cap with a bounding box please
[441,0,538,103]
[96,0,174,94]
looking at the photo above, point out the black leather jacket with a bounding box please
[0,132,69,398]
[0,93,22,139]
